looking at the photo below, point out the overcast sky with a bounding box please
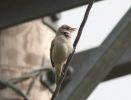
[58,0,131,99]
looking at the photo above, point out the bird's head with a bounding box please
[58,25,76,36]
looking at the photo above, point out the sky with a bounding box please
[58,0,131,99]
[59,0,131,52]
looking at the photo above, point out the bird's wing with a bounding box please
[50,39,55,68]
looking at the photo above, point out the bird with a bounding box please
[50,24,76,84]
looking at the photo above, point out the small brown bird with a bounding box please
[50,25,76,84]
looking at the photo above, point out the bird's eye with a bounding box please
[67,27,69,30]
[66,27,70,30]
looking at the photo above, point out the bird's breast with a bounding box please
[52,38,73,64]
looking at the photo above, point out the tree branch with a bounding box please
[51,0,95,100]
[0,80,29,100]
[0,68,50,89]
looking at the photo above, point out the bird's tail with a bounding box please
[55,63,63,84]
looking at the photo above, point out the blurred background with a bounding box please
[0,0,131,100]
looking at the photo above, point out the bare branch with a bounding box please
[26,73,40,96]
[0,68,50,89]
[0,68,53,98]
[0,80,29,100]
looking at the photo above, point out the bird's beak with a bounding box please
[72,28,77,31]
[70,28,77,32]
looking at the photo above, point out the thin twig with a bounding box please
[0,63,53,99]
[10,68,50,84]
[51,0,95,100]
[40,74,54,94]
[26,73,40,95]
[0,68,50,89]
[0,80,29,100]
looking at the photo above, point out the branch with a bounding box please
[0,80,29,100]
[0,68,50,89]
[51,0,95,100]
[26,72,40,96]
[0,67,53,99]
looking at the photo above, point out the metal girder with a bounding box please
[0,0,102,30]
[70,45,131,81]
[57,8,131,100]
[105,62,131,81]
[105,43,131,80]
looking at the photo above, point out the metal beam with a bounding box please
[0,0,102,30]
[105,42,131,80]
[104,62,131,81]
[57,8,131,100]
[70,45,131,81]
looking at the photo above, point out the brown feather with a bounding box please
[50,39,55,68]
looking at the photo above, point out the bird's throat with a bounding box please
[63,32,70,38]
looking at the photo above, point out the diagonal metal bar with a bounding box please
[104,62,131,81]
[71,45,131,81]
[57,8,131,100]
[0,0,102,30]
